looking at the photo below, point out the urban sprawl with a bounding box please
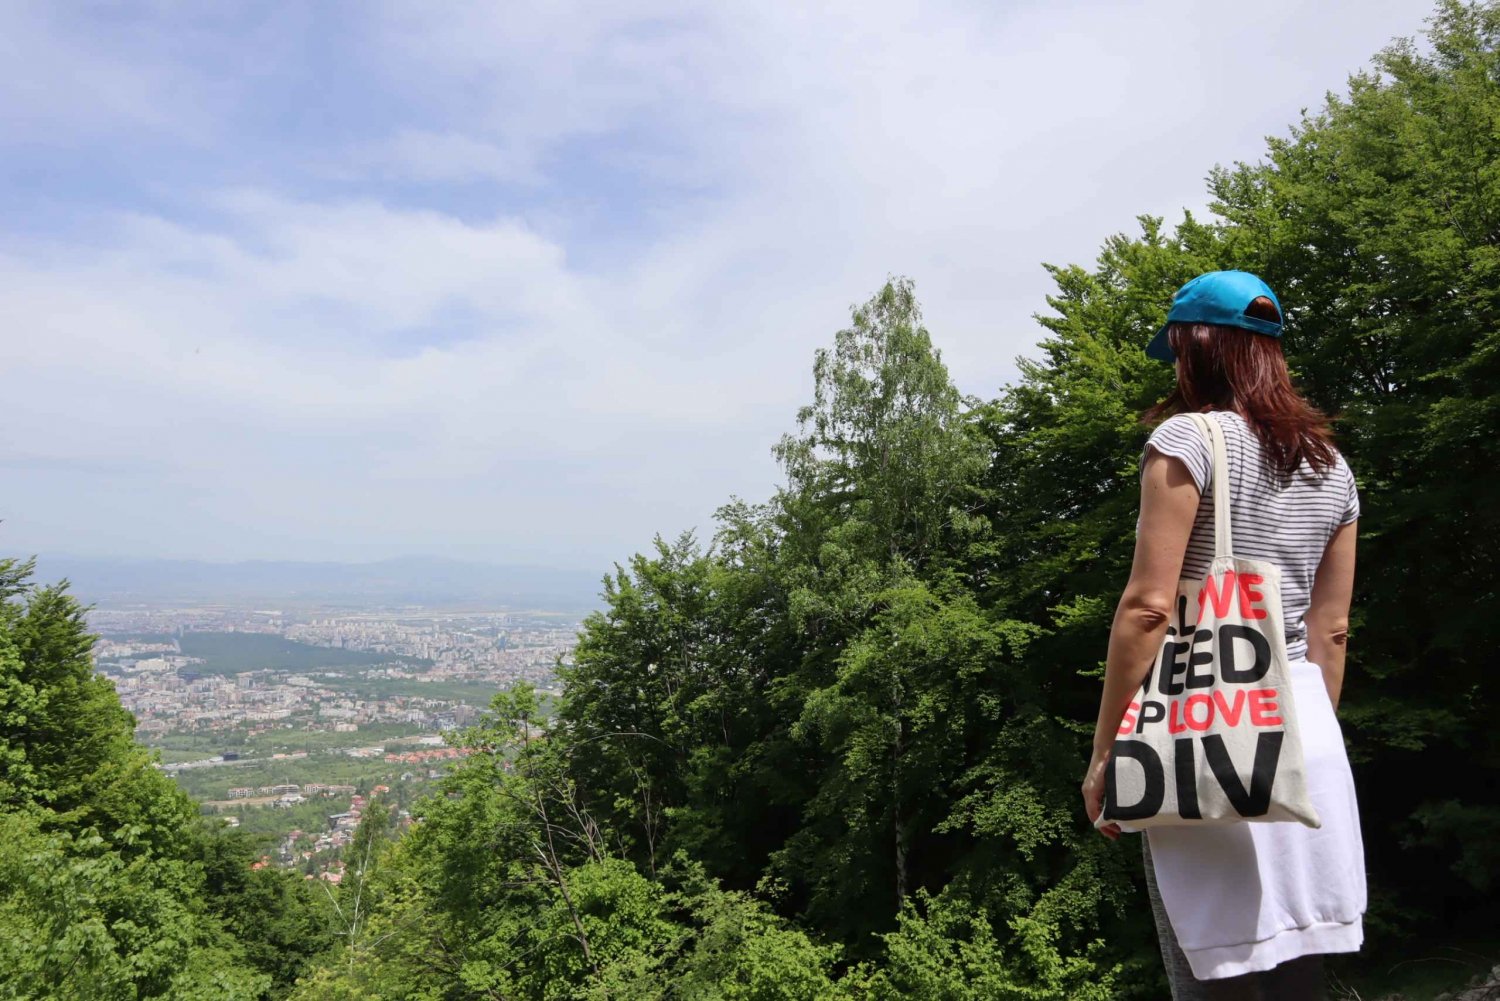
[91,605,580,880]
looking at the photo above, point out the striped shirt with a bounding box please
[1143,410,1360,662]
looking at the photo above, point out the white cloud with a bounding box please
[0,5,176,137]
[0,0,1434,567]
[0,188,797,564]
[356,131,542,184]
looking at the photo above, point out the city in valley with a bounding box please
[91,604,582,883]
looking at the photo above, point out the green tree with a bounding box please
[199,827,337,993]
[0,559,201,852]
[287,4,1500,995]
[557,279,1135,987]
[1194,0,1500,926]
[0,559,273,999]
[773,277,988,569]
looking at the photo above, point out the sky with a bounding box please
[1,0,1434,572]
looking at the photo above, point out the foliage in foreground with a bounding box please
[288,686,1115,1000]
[0,557,335,999]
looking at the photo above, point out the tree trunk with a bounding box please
[893,715,908,908]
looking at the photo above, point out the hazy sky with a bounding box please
[1,0,1431,571]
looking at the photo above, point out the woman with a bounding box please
[1081,271,1366,999]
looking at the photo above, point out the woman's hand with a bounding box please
[1082,751,1121,841]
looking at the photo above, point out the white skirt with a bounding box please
[1145,659,1367,980]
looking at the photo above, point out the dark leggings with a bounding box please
[1142,837,1328,1000]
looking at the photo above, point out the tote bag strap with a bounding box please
[1183,412,1233,558]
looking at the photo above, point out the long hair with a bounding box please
[1144,297,1338,477]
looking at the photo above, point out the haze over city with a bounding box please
[3,1,1427,573]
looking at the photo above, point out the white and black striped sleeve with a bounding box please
[1338,457,1360,526]
[1142,413,1211,493]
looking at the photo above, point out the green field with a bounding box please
[145,721,433,758]
[241,721,434,755]
[330,675,504,703]
[148,730,264,755]
[175,632,431,674]
[171,749,432,802]
[154,748,220,764]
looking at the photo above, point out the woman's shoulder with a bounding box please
[1325,447,1359,503]
[1152,414,1212,444]
[1325,448,1352,480]
[1142,412,1212,491]
[1146,410,1236,454]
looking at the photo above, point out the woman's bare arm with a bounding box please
[1082,448,1200,835]
[1305,520,1357,710]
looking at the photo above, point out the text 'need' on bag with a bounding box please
[1100,412,1320,832]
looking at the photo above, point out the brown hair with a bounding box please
[1144,297,1338,477]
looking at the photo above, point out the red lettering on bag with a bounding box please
[1184,694,1214,731]
[1236,573,1269,620]
[1211,689,1247,726]
[1168,700,1188,734]
[1248,688,1283,726]
[1198,571,1237,623]
[1118,701,1140,735]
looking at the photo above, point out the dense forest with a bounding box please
[3,2,1497,997]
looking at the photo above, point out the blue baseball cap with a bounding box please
[1146,270,1284,362]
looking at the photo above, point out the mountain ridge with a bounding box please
[25,554,605,610]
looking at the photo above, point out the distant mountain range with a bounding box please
[26,555,606,610]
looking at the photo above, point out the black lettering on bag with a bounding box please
[1135,700,1165,734]
[1201,731,1284,817]
[1103,741,1165,821]
[1154,595,1195,697]
[1219,624,1272,684]
[1185,629,1214,688]
[1174,593,1193,634]
[1160,639,1190,696]
[1174,737,1201,819]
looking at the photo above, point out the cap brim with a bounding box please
[1145,323,1175,362]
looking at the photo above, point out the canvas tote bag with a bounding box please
[1100,412,1320,832]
